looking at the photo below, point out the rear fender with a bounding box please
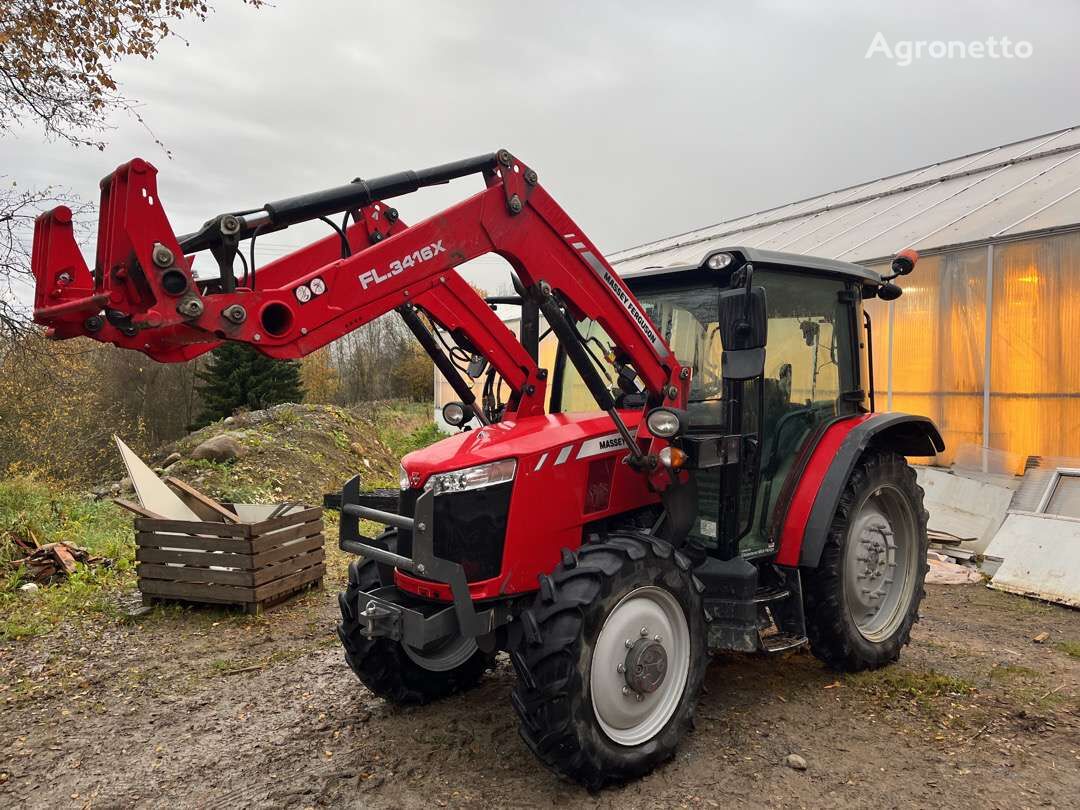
[774,413,943,568]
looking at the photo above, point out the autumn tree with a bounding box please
[0,1,264,476]
[0,1,262,334]
[0,1,262,149]
[395,342,434,402]
[301,347,341,404]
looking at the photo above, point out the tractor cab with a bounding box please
[554,246,880,561]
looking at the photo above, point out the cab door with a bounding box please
[744,269,861,556]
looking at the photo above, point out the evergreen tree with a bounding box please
[195,342,304,427]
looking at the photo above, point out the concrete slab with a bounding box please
[986,512,1080,608]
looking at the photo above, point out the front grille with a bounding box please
[397,483,511,582]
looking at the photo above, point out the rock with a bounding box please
[119,477,133,493]
[224,416,235,425]
[784,754,808,771]
[19,582,39,593]
[162,451,182,468]
[1033,631,1050,643]
[191,434,246,462]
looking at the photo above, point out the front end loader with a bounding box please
[31,150,942,788]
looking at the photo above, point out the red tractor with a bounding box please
[31,151,941,788]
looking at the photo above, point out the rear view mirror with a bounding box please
[718,285,767,351]
[718,274,767,380]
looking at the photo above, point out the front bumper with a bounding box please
[338,475,510,648]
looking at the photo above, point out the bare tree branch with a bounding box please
[0,1,263,149]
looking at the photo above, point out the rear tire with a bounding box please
[337,548,493,705]
[510,533,707,790]
[803,450,928,672]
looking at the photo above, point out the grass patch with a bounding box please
[1055,640,1080,659]
[847,667,976,704]
[991,664,1040,682]
[968,589,1057,616]
[380,420,443,459]
[0,476,134,640]
[182,460,276,504]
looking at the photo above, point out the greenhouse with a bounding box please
[608,126,1080,472]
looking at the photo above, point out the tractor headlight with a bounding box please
[423,458,517,496]
[706,252,734,270]
[442,401,469,427]
[398,464,410,490]
[646,407,684,438]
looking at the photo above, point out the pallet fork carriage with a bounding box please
[31,149,944,788]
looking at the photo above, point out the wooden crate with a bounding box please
[135,505,324,614]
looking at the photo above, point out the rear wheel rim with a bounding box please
[403,635,478,672]
[843,485,919,642]
[590,585,691,746]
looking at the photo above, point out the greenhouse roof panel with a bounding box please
[609,125,1080,272]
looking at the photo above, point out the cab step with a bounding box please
[753,587,791,604]
[758,631,808,654]
[697,557,809,653]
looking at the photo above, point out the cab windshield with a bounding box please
[555,287,722,422]
[556,272,852,426]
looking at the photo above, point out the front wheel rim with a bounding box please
[590,585,691,746]
[843,485,920,642]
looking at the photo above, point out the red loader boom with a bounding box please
[32,150,684,448]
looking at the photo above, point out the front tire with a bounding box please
[337,552,493,704]
[510,533,707,790]
[803,450,929,672]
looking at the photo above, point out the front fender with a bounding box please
[774,413,943,568]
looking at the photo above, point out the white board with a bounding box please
[986,512,1080,608]
[916,467,1014,553]
[114,436,200,522]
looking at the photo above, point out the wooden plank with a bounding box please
[248,520,323,553]
[250,548,325,586]
[140,577,322,611]
[252,562,325,601]
[250,534,324,567]
[139,577,255,602]
[136,546,253,568]
[136,531,254,554]
[168,489,230,523]
[246,506,322,537]
[136,535,324,568]
[138,563,255,587]
[113,498,165,520]
[134,517,247,537]
[165,478,240,523]
[142,590,252,608]
[138,548,324,588]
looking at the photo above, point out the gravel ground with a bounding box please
[1,583,1078,809]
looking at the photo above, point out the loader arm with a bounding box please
[31,150,686,439]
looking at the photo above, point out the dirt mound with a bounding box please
[148,403,429,507]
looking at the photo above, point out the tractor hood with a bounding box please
[400,410,643,487]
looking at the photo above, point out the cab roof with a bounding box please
[620,246,883,286]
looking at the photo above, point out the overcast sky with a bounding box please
[4,0,1079,293]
